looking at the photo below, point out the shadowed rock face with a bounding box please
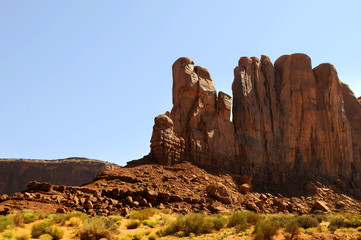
[0,158,119,195]
[150,53,361,191]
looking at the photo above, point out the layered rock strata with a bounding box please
[0,158,119,195]
[150,54,361,191]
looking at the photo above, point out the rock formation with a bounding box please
[3,161,361,216]
[0,158,119,195]
[150,54,361,192]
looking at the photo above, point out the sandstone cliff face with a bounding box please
[0,158,119,195]
[150,54,361,191]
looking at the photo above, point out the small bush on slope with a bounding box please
[285,220,300,238]
[46,226,64,240]
[15,234,30,240]
[254,219,280,240]
[31,221,53,238]
[126,220,140,230]
[296,215,319,229]
[127,209,159,221]
[0,216,14,232]
[164,213,227,236]
[79,217,119,240]
[13,212,24,227]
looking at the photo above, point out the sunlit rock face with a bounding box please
[150,54,361,191]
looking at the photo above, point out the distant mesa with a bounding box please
[150,53,361,195]
[0,157,119,195]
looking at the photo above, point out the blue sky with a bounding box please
[1,1,360,165]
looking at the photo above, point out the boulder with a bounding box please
[239,183,251,194]
[206,183,233,204]
[313,200,330,212]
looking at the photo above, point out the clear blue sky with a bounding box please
[1,1,360,166]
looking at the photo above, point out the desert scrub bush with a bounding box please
[268,214,294,227]
[148,235,156,240]
[108,216,122,224]
[127,209,159,221]
[35,211,49,220]
[13,212,24,227]
[31,221,53,238]
[46,226,64,240]
[68,217,83,227]
[160,209,172,215]
[164,213,226,236]
[0,216,14,232]
[338,213,361,228]
[15,234,30,240]
[39,234,52,240]
[311,214,326,223]
[285,220,299,238]
[142,220,156,228]
[328,216,345,231]
[126,220,141,229]
[24,213,38,223]
[254,219,280,240]
[51,211,88,225]
[208,215,227,231]
[2,231,13,239]
[132,232,145,240]
[296,215,319,229]
[228,211,262,231]
[79,217,119,240]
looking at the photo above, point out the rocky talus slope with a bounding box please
[0,161,360,216]
[0,158,119,195]
[150,54,361,195]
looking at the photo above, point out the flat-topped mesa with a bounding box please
[150,53,361,192]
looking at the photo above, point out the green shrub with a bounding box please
[228,211,262,228]
[126,220,141,230]
[340,213,361,228]
[235,223,247,233]
[68,217,82,227]
[46,226,64,240]
[148,235,156,240]
[39,234,52,240]
[35,211,49,220]
[160,209,172,215]
[296,215,319,229]
[108,216,122,224]
[0,216,14,232]
[31,221,53,238]
[228,211,246,228]
[254,219,280,240]
[79,217,117,240]
[328,217,345,230]
[132,233,144,240]
[127,209,159,221]
[164,213,226,236]
[285,220,299,238]
[51,212,88,225]
[142,220,156,228]
[2,231,13,239]
[208,216,227,231]
[13,212,24,227]
[24,212,38,223]
[268,214,294,227]
[311,214,326,223]
[15,234,30,240]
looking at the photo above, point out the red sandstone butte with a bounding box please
[150,54,361,191]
